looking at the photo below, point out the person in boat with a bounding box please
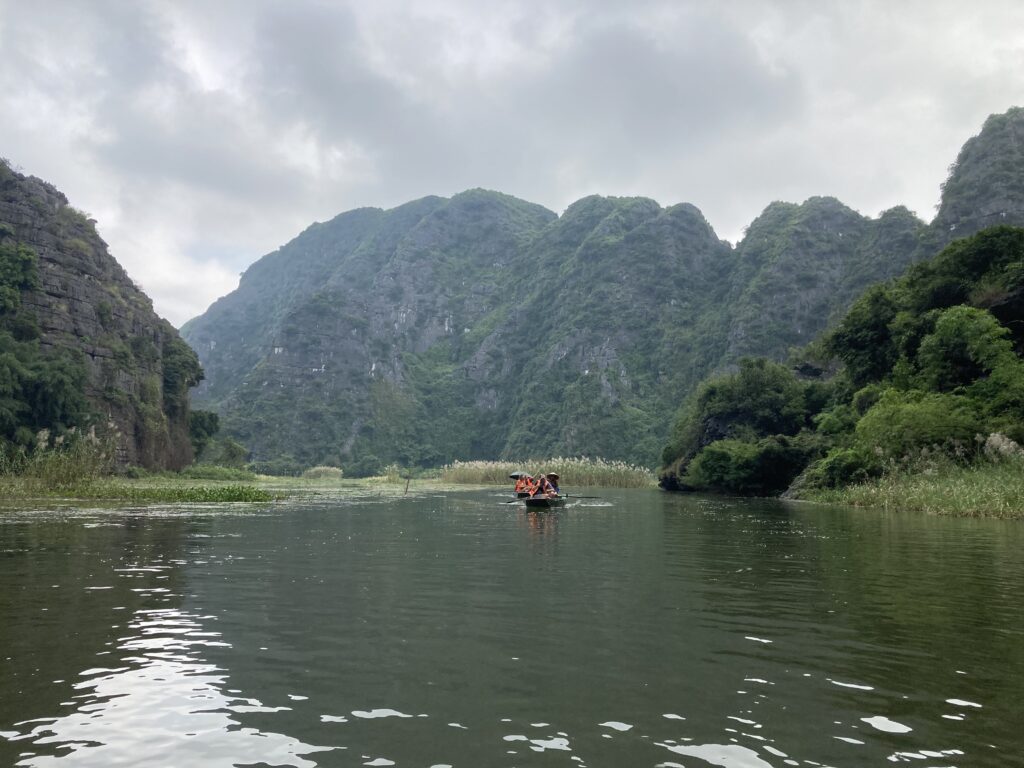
[530,473,559,498]
[512,472,535,495]
[545,473,560,495]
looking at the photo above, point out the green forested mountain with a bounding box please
[722,198,923,361]
[659,225,1024,495]
[0,160,201,468]
[184,193,918,470]
[182,107,1024,473]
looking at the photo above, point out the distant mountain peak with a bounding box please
[179,107,1024,472]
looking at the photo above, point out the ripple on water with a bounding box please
[656,742,775,768]
[861,715,913,733]
[827,678,874,690]
[4,491,1022,767]
[599,721,633,731]
[351,709,413,719]
[945,698,981,708]
[4,606,333,767]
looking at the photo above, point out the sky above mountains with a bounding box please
[1,0,1022,326]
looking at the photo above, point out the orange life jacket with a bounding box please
[532,476,556,497]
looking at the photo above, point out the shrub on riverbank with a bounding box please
[441,457,655,487]
[180,464,257,481]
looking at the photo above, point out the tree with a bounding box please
[914,306,1016,391]
[188,410,220,458]
[854,389,983,460]
[825,285,898,387]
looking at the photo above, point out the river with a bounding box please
[1,488,1021,767]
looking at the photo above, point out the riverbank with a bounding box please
[0,472,500,505]
[796,460,1024,518]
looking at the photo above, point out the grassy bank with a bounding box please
[798,458,1024,518]
[0,444,276,503]
[440,457,655,488]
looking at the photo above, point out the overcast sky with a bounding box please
[1,1,1022,326]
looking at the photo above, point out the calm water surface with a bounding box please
[1,489,1022,767]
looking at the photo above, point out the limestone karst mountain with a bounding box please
[0,160,201,468]
[182,107,1024,471]
[182,193,915,470]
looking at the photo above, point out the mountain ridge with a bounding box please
[181,107,1024,471]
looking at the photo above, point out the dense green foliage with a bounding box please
[198,436,250,468]
[661,225,1024,497]
[683,434,820,496]
[188,409,220,456]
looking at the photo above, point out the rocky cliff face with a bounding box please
[931,107,1024,240]
[723,198,924,361]
[0,161,200,468]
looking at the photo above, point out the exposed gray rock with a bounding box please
[0,161,199,469]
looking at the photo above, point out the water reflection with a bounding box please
[518,507,561,542]
[2,492,1023,767]
[6,606,330,767]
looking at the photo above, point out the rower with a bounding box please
[531,473,558,498]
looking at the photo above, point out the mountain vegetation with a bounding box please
[0,159,202,469]
[659,225,1024,502]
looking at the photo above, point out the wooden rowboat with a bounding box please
[523,495,566,509]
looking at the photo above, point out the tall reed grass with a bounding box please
[440,457,655,488]
[0,439,112,491]
[0,441,273,502]
[801,454,1024,517]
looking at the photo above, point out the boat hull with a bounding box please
[523,496,566,509]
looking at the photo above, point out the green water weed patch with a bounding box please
[81,483,277,503]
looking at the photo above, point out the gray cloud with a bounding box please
[0,0,1022,325]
